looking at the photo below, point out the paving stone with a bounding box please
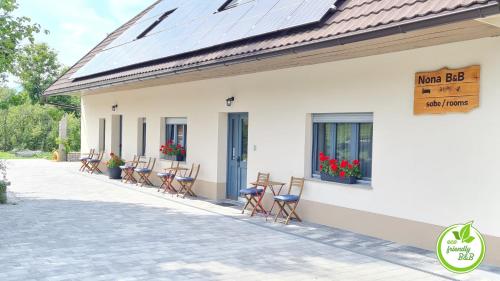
[0,160,499,281]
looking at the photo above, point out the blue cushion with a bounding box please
[135,168,151,173]
[157,172,174,177]
[274,195,299,202]
[176,176,194,182]
[87,159,100,163]
[80,157,91,161]
[120,165,134,170]
[240,188,264,195]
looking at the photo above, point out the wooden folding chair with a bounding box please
[87,151,105,174]
[175,164,200,198]
[157,161,180,193]
[120,155,140,184]
[273,177,305,224]
[240,172,270,216]
[135,157,156,187]
[79,149,95,172]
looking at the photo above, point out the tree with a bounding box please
[15,43,61,103]
[0,87,27,109]
[0,0,44,83]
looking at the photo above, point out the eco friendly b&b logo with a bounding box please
[437,222,485,273]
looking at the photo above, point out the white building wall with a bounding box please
[81,36,500,238]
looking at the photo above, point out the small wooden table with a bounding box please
[247,180,286,216]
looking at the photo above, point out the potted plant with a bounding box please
[160,140,186,161]
[0,160,9,204]
[106,153,125,179]
[56,137,70,162]
[319,152,361,184]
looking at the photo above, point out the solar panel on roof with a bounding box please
[72,0,336,79]
[105,17,160,49]
[281,0,335,29]
[195,3,254,51]
[220,0,279,44]
[249,0,304,38]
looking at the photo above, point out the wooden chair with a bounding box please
[157,161,180,193]
[175,164,200,198]
[120,155,140,184]
[79,148,95,172]
[135,157,156,187]
[273,177,305,224]
[87,151,105,174]
[240,172,270,216]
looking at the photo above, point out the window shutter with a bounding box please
[312,113,373,123]
[166,117,187,125]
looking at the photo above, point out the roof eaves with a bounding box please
[44,0,500,96]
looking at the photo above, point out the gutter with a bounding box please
[44,1,500,96]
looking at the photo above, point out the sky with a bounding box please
[15,0,155,67]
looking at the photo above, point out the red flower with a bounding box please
[353,160,360,166]
[348,164,353,170]
[329,159,337,166]
[181,149,186,155]
[319,164,323,170]
[331,164,338,172]
[339,171,346,178]
[319,152,329,162]
[340,160,348,168]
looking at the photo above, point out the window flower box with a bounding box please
[160,140,186,162]
[318,152,361,185]
[320,172,357,184]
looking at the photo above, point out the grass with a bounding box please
[0,151,53,160]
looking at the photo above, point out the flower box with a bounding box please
[165,154,185,162]
[160,141,186,162]
[318,152,361,185]
[320,173,357,184]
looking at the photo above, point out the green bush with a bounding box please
[0,103,80,153]
[0,182,7,204]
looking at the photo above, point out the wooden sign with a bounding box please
[414,65,480,115]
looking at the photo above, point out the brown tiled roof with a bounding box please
[44,0,500,95]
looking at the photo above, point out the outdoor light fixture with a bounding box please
[226,97,235,107]
[112,104,118,111]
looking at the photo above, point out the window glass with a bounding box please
[335,123,352,161]
[163,118,187,160]
[312,115,373,181]
[241,117,248,161]
[359,123,373,179]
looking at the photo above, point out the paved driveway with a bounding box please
[1,160,499,281]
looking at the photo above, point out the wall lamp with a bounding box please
[111,104,118,111]
[226,97,235,107]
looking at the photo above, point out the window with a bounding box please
[218,0,255,11]
[312,113,373,181]
[98,118,106,152]
[136,9,176,39]
[137,118,146,156]
[161,117,187,159]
